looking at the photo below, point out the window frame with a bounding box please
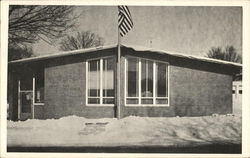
[17,72,44,120]
[86,56,115,106]
[124,56,170,107]
[33,73,45,105]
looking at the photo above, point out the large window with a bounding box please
[126,56,169,106]
[87,57,115,105]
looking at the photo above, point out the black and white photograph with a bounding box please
[1,0,249,157]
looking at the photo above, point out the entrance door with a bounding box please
[19,91,33,120]
[18,75,34,120]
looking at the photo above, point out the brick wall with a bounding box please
[119,48,235,117]
[44,49,116,119]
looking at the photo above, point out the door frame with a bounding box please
[17,77,35,120]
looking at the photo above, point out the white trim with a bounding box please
[154,97,169,99]
[136,97,154,99]
[85,104,115,107]
[32,76,35,119]
[153,62,156,104]
[138,59,141,104]
[124,58,127,105]
[34,103,44,106]
[97,59,99,98]
[86,61,88,105]
[124,56,170,107]
[125,104,169,107]
[100,58,103,104]
[19,90,33,92]
[88,97,114,99]
[167,64,170,106]
[18,80,20,120]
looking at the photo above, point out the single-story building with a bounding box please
[232,73,242,115]
[7,44,242,121]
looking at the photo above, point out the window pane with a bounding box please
[156,62,168,97]
[127,98,139,104]
[103,98,114,104]
[232,85,236,94]
[35,72,44,103]
[141,60,153,97]
[141,99,153,104]
[88,98,100,104]
[88,60,100,97]
[127,57,139,97]
[239,86,242,94]
[21,92,32,113]
[156,99,168,104]
[20,75,33,90]
[103,58,115,97]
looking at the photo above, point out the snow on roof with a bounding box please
[9,44,242,67]
[9,44,117,64]
[123,44,242,67]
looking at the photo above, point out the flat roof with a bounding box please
[8,44,117,64]
[124,44,242,67]
[9,44,242,67]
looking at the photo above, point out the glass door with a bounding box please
[18,74,34,120]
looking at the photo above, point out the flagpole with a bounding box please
[117,11,121,119]
[117,5,133,119]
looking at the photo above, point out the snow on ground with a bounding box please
[7,115,241,147]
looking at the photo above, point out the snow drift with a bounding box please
[7,115,241,147]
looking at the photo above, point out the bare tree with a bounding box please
[224,46,242,63]
[206,46,242,63]
[59,31,104,51]
[8,45,33,61]
[9,5,76,46]
[207,47,224,60]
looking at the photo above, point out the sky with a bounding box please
[33,6,242,57]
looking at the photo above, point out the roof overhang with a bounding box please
[122,44,242,68]
[8,44,242,68]
[8,44,117,64]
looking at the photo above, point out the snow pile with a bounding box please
[7,115,241,147]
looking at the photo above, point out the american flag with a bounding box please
[118,6,133,37]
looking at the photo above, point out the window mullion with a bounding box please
[105,59,108,97]
[33,76,35,105]
[32,76,35,119]
[18,80,20,120]
[167,64,169,99]
[153,62,156,104]
[86,62,88,105]
[125,58,127,105]
[138,59,141,104]
[146,61,148,93]
[100,59,103,104]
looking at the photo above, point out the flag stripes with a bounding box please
[118,6,133,37]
